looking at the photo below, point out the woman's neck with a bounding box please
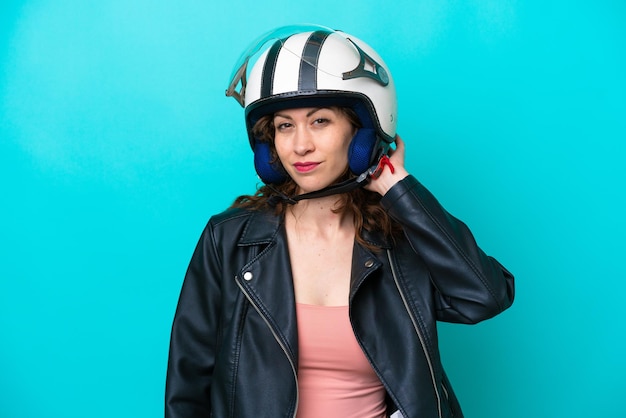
[286,195,354,239]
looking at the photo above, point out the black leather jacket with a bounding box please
[165,175,515,418]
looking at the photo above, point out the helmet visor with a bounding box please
[225,24,336,106]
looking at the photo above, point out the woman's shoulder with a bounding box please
[209,206,256,226]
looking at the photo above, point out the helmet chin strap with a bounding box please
[267,155,393,206]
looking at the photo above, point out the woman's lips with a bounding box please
[293,162,319,173]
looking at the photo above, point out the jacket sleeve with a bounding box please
[165,222,222,417]
[380,175,515,324]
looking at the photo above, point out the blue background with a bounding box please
[1,1,624,417]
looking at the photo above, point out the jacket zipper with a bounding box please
[387,249,442,418]
[235,277,299,417]
[441,382,455,417]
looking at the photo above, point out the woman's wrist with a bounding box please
[369,167,410,196]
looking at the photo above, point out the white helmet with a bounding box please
[226,24,397,184]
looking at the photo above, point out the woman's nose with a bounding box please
[293,128,314,155]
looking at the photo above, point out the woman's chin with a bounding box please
[294,174,352,196]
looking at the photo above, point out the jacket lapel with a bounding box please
[350,228,392,300]
[235,210,299,363]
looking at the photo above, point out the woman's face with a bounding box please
[273,107,356,194]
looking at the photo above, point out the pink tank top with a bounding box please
[295,303,386,418]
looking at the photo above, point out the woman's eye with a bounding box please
[276,122,292,130]
[313,118,329,125]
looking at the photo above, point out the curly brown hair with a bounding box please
[231,107,400,250]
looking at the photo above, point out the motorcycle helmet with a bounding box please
[226,24,397,185]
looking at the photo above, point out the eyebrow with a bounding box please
[274,107,325,119]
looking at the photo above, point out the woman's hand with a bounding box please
[365,135,410,196]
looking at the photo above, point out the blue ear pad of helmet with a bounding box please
[348,101,379,174]
[348,128,377,174]
[254,140,288,184]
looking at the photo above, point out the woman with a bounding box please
[165,25,514,418]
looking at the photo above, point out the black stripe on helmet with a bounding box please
[260,39,283,99]
[299,30,332,91]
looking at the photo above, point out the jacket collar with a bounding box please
[237,209,282,246]
[361,226,392,250]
